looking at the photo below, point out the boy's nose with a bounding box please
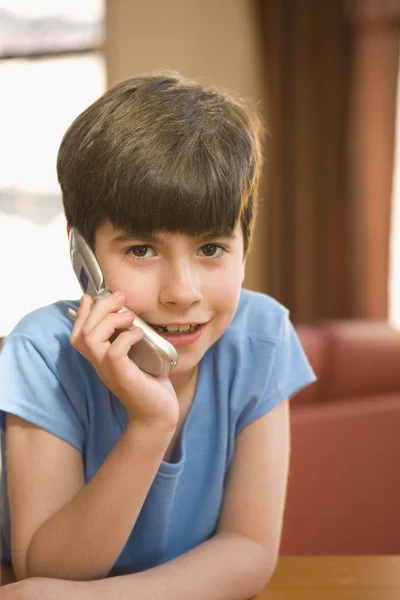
[159,266,202,306]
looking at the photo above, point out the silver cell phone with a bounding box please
[68,228,178,377]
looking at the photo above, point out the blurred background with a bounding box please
[1,0,400,557]
[1,0,400,333]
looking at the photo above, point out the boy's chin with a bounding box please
[169,355,200,378]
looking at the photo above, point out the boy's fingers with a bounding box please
[74,295,93,326]
[69,295,93,345]
[105,327,144,366]
[83,312,136,361]
[82,292,125,335]
[79,294,94,315]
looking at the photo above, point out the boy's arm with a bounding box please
[7,398,289,600]
[87,398,290,600]
[6,413,174,582]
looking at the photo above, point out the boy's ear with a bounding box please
[241,259,246,283]
[66,224,71,238]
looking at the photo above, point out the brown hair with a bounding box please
[57,72,263,256]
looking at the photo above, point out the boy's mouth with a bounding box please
[149,322,207,347]
[151,323,201,334]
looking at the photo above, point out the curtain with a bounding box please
[258,0,400,323]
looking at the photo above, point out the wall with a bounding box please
[104,0,267,292]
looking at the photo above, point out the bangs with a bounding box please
[84,123,254,242]
[107,191,240,240]
[104,165,246,240]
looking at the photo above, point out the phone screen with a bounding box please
[79,267,89,293]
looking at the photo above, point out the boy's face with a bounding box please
[92,221,246,376]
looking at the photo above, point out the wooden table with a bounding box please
[2,556,400,598]
[255,556,400,599]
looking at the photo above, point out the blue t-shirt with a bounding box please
[0,288,315,573]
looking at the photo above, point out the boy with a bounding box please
[0,73,315,599]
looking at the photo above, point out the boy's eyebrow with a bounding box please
[111,231,237,244]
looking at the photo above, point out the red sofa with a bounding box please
[283,320,400,555]
[1,320,400,559]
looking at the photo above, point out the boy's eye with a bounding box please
[199,244,226,258]
[126,243,227,260]
[127,245,155,259]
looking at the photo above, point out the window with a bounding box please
[0,1,105,336]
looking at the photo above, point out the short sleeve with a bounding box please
[0,333,86,451]
[235,312,316,433]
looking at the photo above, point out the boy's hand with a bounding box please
[1,577,93,600]
[70,292,179,430]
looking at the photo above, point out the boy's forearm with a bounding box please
[91,533,274,600]
[26,421,174,581]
